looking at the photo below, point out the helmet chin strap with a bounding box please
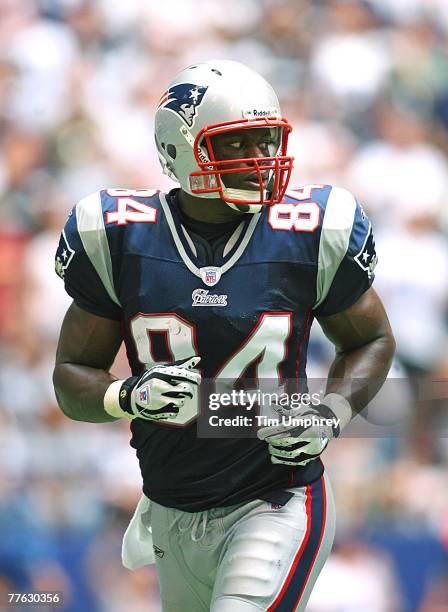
[220,165,277,214]
[222,187,264,214]
[226,202,263,214]
[182,181,263,213]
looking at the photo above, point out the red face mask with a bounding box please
[189,117,294,205]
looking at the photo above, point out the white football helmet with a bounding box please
[154,60,294,213]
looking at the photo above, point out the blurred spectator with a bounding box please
[374,212,448,374]
[346,102,448,225]
[307,540,403,612]
[310,1,392,114]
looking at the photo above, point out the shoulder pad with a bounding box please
[100,188,161,224]
[284,184,357,230]
[267,185,331,234]
[73,190,120,306]
[314,186,371,309]
[319,186,357,232]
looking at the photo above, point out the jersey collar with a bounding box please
[159,192,261,286]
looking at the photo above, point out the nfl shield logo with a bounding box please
[139,388,148,404]
[206,270,216,284]
[200,266,222,287]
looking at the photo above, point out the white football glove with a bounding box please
[257,395,352,466]
[104,356,201,421]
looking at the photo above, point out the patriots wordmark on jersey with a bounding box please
[55,184,376,511]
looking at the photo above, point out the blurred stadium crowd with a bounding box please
[1,0,448,610]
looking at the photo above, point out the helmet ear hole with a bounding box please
[167,144,177,159]
[155,136,166,152]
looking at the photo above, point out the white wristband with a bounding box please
[104,380,134,420]
[322,393,353,431]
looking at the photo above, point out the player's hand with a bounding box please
[257,404,340,466]
[104,356,201,421]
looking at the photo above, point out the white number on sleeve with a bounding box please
[106,197,158,226]
[269,202,320,232]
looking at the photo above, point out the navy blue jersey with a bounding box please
[55,185,376,511]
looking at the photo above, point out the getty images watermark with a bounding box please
[206,388,339,429]
[195,377,448,438]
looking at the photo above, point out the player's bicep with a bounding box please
[317,287,394,353]
[56,302,122,370]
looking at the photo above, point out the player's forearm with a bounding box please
[53,363,118,423]
[325,332,395,415]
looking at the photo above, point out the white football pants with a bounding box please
[148,473,335,611]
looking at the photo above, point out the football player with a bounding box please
[53,60,395,611]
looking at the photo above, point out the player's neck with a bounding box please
[177,189,248,224]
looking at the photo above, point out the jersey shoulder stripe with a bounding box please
[74,188,163,306]
[314,186,357,308]
[75,191,120,306]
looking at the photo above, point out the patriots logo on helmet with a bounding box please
[157,83,208,128]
